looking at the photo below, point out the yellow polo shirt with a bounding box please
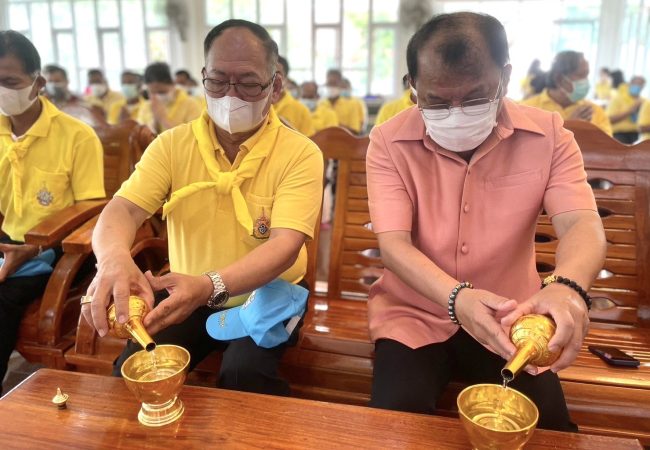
[521,89,612,136]
[137,88,202,133]
[607,84,642,133]
[116,107,323,307]
[638,100,650,141]
[274,91,315,136]
[322,97,363,134]
[0,97,105,241]
[107,98,145,125]
[375,90,416,125]
[84,89,125,116]
[311,103,339,132]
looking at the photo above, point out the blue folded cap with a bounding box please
[206,279,308,348]
[1,248,56,278]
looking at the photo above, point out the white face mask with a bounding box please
[89,83,107,97]
[155,91,174,105]
[206,89,272,134]
[324,86,341,99]
[0,81,38,116]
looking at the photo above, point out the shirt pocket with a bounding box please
[241,192,274,247]
[483,169,544,214]
[29,166,70,211]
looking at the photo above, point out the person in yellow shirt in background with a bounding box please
[273,56,314,136]
[107,70,145,125]
[321,69,363,134]
[0,31,105,395]
[638,97,650,142]
[341,78,367,133]
[520,59,543,100]
[84,19,323,397]
[42,64,83,110]
[607,74,645,144]
[299,81,339,132]
[594,67,612,103]
[521,50,612,135]
[84,68,124,119]
[375,74,416,125]
[138,62,202,133]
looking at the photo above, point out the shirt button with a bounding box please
[461,244,469,254]
[463,203,470,213]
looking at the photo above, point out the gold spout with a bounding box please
[502,314,559,382]
[107,296,156,352]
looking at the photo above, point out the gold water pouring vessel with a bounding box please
[501,314,559,382]
[81,295,156,351]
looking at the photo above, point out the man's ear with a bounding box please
[270,71,283,103]
[501,64,512,98]
[32,75,46,99]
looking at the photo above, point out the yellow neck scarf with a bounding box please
[0,135,38,217]
[162,112,275,235]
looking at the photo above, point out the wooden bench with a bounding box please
[14,121,153,369]
[281,125,650,444]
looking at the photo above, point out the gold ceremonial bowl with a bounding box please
[121,345,190,427]
[457,384,539,450]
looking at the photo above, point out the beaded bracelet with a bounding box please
[448,281,473,325]
[541,275,592,310]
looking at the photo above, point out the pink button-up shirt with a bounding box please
[366,99,597,349]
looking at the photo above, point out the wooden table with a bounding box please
[0,369,642,449]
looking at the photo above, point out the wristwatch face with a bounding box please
[208,290,229,310]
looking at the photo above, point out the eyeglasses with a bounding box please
[202,74,276,98]
[419,76,504,120]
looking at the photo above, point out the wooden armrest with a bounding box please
[61,215,101,254]
[24,200,108,247]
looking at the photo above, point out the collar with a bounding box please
[0,96,59,138]
[391,97,545,144]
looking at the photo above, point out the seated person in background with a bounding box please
[638,96,650,141]
[299,81,339,132]
[83,19,323,397]
[174,69,195,95]
[375,74,416,125]
[521,51,612,135]
[321,68,363,134]
[341,78,367,132]
[138,62,202,133]
[0,31,105,394]
[84,68,124,118]
[594,67,612,103]
[273,56,314,136]
[366,12,605,431]
[107,70,144,125]
[520,59,543,99]
[607,75,645,144]
[42,64,82,109]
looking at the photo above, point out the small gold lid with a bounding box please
[52,387,69,409]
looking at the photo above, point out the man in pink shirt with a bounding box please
[366,12,606,431]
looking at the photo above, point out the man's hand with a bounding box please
[150,94,167,124]
[454,288,518,361]
[568,104,593,121]
[142,271,214,336]
[501,283,589,373]
[630,99,643,114]
[0,243,40,283]
[82,251,154,337]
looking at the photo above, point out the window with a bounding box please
[620,0,650,83]
[7,0,172,92]
[205,0,400,96]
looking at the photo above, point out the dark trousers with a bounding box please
[370,328,577,432]
[613,131,639,144]
[113,280,308,397]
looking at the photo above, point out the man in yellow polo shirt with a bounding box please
[107,70,145,125]
[521,51,612,136]
[321,69,363,134]
[0,31,104,394]
[137,62,202,133]
[84,20,323,396]
[84,68,125,118]
[607,76,645,144]
[273,56,314,136]
[375,74,416,125]
[299,81,339,132]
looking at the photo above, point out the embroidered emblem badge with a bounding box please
[36,185,53,206]
[253,208,271,239]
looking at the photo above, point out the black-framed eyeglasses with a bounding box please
[419,75,504,120]
[202,74,276,98]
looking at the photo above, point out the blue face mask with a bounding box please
[565,77,590,103]
[629,84,643,97]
